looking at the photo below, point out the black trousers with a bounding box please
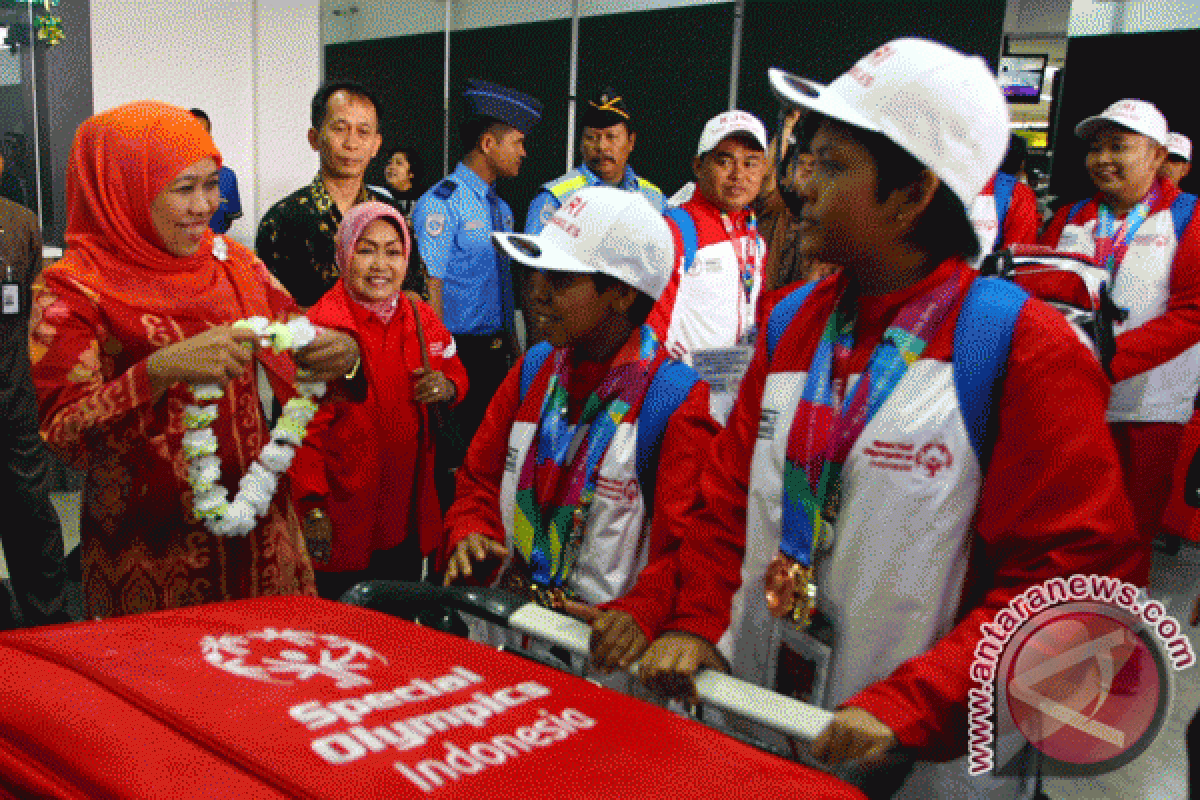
[313,535,425,602]
[451,332,517,462]
[0,366,68,627]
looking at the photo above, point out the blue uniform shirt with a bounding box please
[524,164,666,233]
[413,162,515,335]
[209,166,243,234]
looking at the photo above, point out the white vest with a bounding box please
[969,192,1000,267]
[1055,209,1200,422]
[495,420,651,604]
[664,236,764,360]
[731,361,1030,798]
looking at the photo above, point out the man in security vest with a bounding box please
[525,89,666,235]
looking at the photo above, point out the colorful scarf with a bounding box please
[780,272,964,566]
[514,325,663,587]
[1094,181,1161,280]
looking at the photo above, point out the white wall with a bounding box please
[322,0,729,43]
[1069,0,1200,36]
[91,0,321,248]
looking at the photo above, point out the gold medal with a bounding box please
[764,554,816,629]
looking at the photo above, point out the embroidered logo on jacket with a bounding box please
[915,442,954,478]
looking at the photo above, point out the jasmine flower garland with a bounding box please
[182,315,328,537]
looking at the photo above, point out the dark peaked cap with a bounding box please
[581,89,632,130]
[464,79,543,134]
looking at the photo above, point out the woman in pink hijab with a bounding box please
[292,202,467,598]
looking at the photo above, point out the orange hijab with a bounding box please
[58,101,267,321]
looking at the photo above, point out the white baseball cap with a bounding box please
[695,110,769,157]
[492,186,673,300]
[768,38,1009,211]
[1075,99,1168,146]
[1167,132,1192,162]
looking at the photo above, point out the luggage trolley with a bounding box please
[342,580,919,799]
[0,594,863,799]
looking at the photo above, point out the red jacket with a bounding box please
[442,330,720,638]
[1041,179,1200,388]
[654,261,1138,759]
[293,284,467,570]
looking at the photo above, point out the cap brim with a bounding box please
[1075,114,1165,145]
[767,67,880,134]
[492,232,597,276]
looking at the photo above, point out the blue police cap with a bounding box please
[464,79,542,134]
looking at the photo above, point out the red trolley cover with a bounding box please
[0,596,863,799]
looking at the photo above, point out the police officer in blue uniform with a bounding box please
[525,89,665,234]
[413,78,542,453]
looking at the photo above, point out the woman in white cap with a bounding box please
[630,39,1136,796]
[1041,100,1200,584]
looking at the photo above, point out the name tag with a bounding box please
[1,283,18,315]
[772,612,834,708]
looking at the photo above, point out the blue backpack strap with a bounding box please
[664,207,699,274]
[953,277,1029,469]
[636,360,701,505]
[1171,192,1198,241]
[518,341,554,400]
[766,281,819,362]
[1067,199,1088,225]
[992,173,1018,251]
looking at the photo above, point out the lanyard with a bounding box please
[780,273,962,567]
[1094,184,1159,280]
[721,211,760,306]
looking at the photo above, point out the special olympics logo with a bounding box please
[915,442,953,478]
[200,628,388,689]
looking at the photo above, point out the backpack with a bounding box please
[980,245,1127,380]
[765,276,1028,468]
[991,172,1018,252]
[664,207,701,273]
[518,342,700,504]
[1065,191,1198,244]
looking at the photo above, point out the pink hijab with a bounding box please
[334,202,412,320]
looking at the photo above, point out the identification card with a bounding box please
[691,344,754,423]
[1,283,18,316]
[770,611,834,708]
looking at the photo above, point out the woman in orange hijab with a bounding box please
[30,101,361,618]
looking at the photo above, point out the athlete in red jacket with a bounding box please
[441,187,719,668]
[631,41,1137,796]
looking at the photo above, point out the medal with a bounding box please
[764,554,816,629]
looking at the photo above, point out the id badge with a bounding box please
[1,283,18,316]
[771,612,834,708]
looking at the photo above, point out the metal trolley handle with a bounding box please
[340,581,834,742]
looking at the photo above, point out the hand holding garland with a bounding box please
[182,316,329,538]
[146,324,260,399]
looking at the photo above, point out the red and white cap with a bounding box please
[492,186,673,300]
[767,38,1009,211]
[1167,132,1192,162]
[1075,99,1168,147]
[695,110,769,157]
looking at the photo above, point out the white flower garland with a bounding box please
[182,315,328,537]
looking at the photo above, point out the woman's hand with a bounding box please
[810,707,897,767]
[303,509,333,566]
[147,324,259,395]
[412,367,456,404]
[295,328,361,381]
[637,631,728,698]
[442,532,508,585]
